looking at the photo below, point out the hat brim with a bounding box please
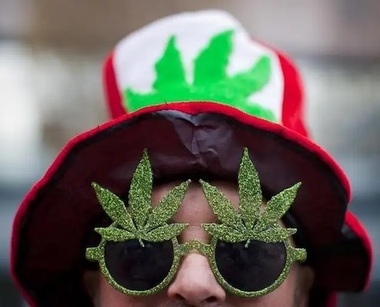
[11,102,371,305]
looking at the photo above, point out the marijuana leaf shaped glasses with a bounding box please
[86,149,306,297]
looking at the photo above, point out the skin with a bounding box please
[85,181,314,307]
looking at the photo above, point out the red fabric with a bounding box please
[13,35,371,305]
[10,101,352,250]
[101,42,348,201]
[326,293,337,307]
[248,37,308,137]
[345,211,373,289]
[277,50,309,137]
[11,102,370,305]
[11,208,36,306]
[12,102,370,303]
[103,52,124,118]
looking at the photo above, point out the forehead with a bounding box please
[151,181,239,223]
[150,180,288,230]
[152,180,238,205]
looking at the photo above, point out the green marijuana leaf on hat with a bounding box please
[125,30,277,122]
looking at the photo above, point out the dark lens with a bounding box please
[104,239,174,291]
[215,240,286,292]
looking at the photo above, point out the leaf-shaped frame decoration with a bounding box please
[86,149,190,296]
[201,148,302,244]
[86,148,306,298]
[200,148,307,296]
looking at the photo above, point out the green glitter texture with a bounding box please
[86,148,306,297]
[87,150,191,296]
[124,30,277,122]
[200,148,301,247]
[199,148,306,296]
[89,149,190,246]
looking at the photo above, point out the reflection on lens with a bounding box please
[105,239,174,291]
[215,240,286,291]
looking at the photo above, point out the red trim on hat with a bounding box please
[103,52,124,118]
[326,292,337,307]
[176,101,352,202]
[11,208,36,306]
[11,102,369,305]
[345,211,373,289]
[251,38,308,137]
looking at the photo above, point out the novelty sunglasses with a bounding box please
[86,149,307,297]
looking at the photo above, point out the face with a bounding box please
[85,181,313,307]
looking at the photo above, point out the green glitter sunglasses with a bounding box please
[86,149,307,297]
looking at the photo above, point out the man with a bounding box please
[11,11,371,307]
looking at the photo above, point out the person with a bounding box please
[11,10,372,307]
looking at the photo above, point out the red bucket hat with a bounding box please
[11,10,372,306]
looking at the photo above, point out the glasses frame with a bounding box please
[86,226,306,298]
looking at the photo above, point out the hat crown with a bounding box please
[105,10,308,136]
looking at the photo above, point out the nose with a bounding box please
[167,252,226,306]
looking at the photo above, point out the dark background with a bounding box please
[0,0,379,306]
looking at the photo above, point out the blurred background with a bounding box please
[0,0,379,306]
